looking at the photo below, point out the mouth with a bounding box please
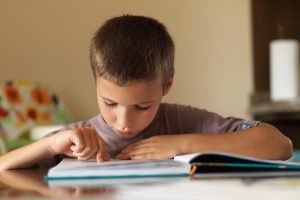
[117,130,132,135]
[116,130,134,137]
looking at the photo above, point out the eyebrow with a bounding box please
[101,96,154,105]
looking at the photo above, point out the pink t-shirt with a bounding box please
[36,103,259,167]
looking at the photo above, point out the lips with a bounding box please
[116,130,132,136]
[114,129,137,138]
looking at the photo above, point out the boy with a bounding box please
[0,15,293,170]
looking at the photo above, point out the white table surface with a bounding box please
[1,169,300,200]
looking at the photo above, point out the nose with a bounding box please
[122,127,129,131]
[117,107,132,130]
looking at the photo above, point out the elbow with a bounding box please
[0,159,10,171]
[280,136,293,160]
[269,124,293,160]
[261,123,293,160]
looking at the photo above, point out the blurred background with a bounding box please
[0,0,253,121]
[1,0,300,152]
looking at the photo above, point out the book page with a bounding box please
[46,158,191,179]
[174,152,300,167]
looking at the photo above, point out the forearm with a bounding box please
[180,123,293,160]
[0,137,53,170]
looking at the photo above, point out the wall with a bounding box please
[0,0,253,122]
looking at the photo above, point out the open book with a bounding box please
[45,152,300,181]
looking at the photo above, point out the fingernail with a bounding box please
[96,156,102,162]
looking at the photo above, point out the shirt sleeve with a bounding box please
[162,104,260,134]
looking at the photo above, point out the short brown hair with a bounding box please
[90,15,174,87]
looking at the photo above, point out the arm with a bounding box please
[117,123,293,160]
[0,128,109,170]
[0,137,53,170]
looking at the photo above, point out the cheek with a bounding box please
[99,104,116,122]
[137,108,159,125]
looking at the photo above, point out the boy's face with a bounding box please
[96,76,171,139]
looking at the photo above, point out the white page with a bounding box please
[47,158,191,178]
[174,151,300,166]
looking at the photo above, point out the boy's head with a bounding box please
[90,15,175,138]
[90,15,174,87]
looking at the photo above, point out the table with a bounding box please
[1,168,300,200]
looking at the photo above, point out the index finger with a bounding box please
[96,136,110,162]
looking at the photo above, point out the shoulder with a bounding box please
[159,103,208,117]
[46,115,102,135]
[157,103,211,133]
[158,103,210,125]
[64,115,99,129]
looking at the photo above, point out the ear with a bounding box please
[163,72,175,96]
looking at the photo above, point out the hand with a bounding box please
[47,128,110,162]
[116,135,184,160]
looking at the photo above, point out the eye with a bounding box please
[104,101,117,108]
[135,105,150,111]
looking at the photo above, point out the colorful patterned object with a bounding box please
[0,80,71,139]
